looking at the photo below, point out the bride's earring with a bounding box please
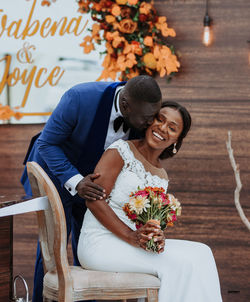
[173,143,177,154]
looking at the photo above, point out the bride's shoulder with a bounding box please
[106,139,132,153]
[106,139,134,163]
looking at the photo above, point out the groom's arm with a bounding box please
[37,89,80,185]
[37,88,104,199]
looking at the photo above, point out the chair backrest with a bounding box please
[27,161,73,300]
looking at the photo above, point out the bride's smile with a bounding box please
[146,106,184,152]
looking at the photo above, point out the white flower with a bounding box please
[129,195,150,214]
[168,194,181,208]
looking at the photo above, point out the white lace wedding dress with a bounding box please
[77,139,222,302]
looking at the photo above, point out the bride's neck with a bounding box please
[133,139,162,168]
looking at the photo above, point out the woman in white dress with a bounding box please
[77,101,223,302]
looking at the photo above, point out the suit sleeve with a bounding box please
[37,88,81,186]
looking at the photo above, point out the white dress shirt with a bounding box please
[64,85,130,196]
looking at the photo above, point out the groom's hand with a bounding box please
[76,173,106,201]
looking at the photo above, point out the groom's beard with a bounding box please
[132,127,146,138]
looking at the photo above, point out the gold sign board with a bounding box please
[0,0,103,124]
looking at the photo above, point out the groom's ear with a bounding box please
[121,99,129,112]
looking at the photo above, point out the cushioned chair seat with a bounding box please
[44,266,161,291]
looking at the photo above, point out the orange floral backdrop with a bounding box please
[43,0,180,81]
[0,0,180,121]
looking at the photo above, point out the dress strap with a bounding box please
[106,139,134,166]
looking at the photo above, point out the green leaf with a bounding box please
[133,10,140,22]
[125,67,130,74]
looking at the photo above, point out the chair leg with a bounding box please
[147,289,158,302]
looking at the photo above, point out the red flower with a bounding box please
[136,223,143,229]
[139,14,147,22]
[105,0,113,8]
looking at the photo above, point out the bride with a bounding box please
[77,101,222,302]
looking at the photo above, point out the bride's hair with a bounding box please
[159,101,192,159]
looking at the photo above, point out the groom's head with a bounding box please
[119,75,162,131]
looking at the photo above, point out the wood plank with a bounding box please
[0,216,12,300]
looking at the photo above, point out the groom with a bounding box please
[21,75,162,302]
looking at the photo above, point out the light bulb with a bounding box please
[202,13,212,46]
[203,26,211,46]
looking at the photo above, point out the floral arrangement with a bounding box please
[123,186,181,252]
[78,0,180,81]
[41,0,180,81]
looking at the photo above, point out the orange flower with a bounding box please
[153,45,161,59]
[144,36,153,47]
[41,0,50,6]
[113,36,125,48]
[126,53,137,67]
[119,19,137,34]
[0,104,15,120]
[105,31,113,41]
[106,15,116,23]
[116,0,127,4]
[128,0,139,5]
[111,5,121,16]
[121,7,132,18]
[155,45,180,76]
[117,55,127,71]
[145,67,153,75]
[143,53,157,69]
[156,17,176,37]
[92,23,100,36]
[93,2,102,11]
[123,41,142,56]
[106,31,125,48]
[79,36,94,54]
[167,221,174,227]
[97,68,117,81]
[106,42,114,54]
[102,54,112,69]
[123,42,132,54]
[91,23,101,42]
[97,55,118,81]
[14,112,23,120]
[77,0,90,13]
[139,2,152,15]
[131,41,142,55]
[117,53,137,71]
[125,68,139,79]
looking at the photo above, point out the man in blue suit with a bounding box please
[21,75,162,302]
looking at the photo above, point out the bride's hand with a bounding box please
[151,229,165,253]
[128,222,163,250]
[142,221,165,253]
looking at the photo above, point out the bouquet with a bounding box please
[123,186,181,252]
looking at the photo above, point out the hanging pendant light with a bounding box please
[202,0,212,46]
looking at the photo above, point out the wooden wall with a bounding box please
[0,0,250,301]
[0,216,12,302]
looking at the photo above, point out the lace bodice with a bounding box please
[82,139,169,233]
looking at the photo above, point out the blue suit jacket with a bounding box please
[21,81,138,199]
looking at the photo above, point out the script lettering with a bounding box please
[0,54,65,108]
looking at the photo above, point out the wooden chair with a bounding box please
[27,161,160,302]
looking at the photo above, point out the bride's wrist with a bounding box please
[124,229,137,246]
